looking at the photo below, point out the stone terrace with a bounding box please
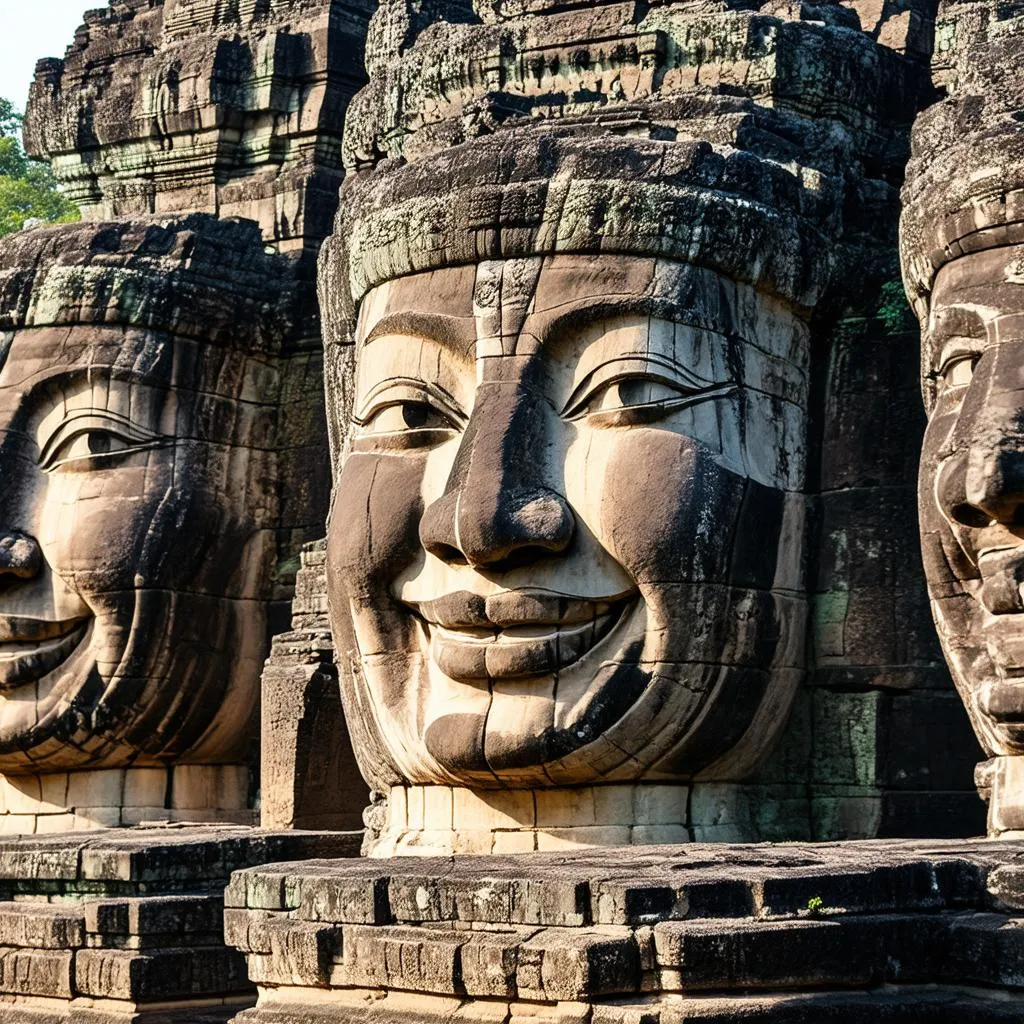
[225,839,1024,1023]
[0,826,361,1023]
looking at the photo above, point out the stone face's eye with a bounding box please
[60,431,130,462]
[39,413,163,471]
[361,400,452,434]
[939,353,980,394]
[352,385,465,452]
[584,378,685,414]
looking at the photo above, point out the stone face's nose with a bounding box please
[0,530,42,581]
[419,383,574,570]
[938,346,1024,530]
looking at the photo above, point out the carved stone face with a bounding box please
[0,322,274,771]
[328,254,808,789]
[920,244,1024,758]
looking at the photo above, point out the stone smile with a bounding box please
[408,590,635,681]
[0,618,91,691]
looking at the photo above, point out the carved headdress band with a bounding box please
[900,8,1024,317]
[321,0,922,354]
[321,110,840,345]
[0,215,297,352]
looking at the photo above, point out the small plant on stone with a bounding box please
[806,895,825,915]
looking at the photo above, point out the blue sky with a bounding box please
[0,1,94,111]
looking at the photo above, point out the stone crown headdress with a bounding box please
[900,0,1024,318]
[320,0,925,451]
[0,214,298,352]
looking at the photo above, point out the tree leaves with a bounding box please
[0,98,79,238]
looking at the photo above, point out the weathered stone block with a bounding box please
[517,928,640,1001]
[337,925,466,994]
[74,946,251,1001]
[0,947,73,998]
[654,918,887,990]
[0,903,84,950]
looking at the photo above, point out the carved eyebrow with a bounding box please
[930,305,987,339]
[13,366,166,407]
[361,311,477,354]
[540,296,711,341]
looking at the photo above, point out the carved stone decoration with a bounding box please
[902,0,1024,838]
[319,0,927,855]
[24,0,373,258]
[0,214,328,831]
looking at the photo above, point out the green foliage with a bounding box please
[878,279,915,335]
[0,99,22,138]
[806,895,824,915]
[0,98,79,238]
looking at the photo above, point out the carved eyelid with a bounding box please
[38,410,163,469]
[562,354,725,418]
[353,377,467,428]
[935,340,986,379]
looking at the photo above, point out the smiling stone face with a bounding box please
[0,216,317,805]
[919,246,1024,762]
[0,322,274,770]
[327,254,808,796]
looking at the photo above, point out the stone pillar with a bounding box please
[261,541,367,831]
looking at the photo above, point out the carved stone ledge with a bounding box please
[0,826,361,1023]
[225,838,1024,1023]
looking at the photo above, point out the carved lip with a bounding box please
[978,547,1024,614]
[0,618,91,691]
[406,589,636,681]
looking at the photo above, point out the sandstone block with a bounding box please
[518,928,640,1001]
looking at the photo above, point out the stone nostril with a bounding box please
[0,531,42,580]
[428,542,469,566]
[950,503,994,529]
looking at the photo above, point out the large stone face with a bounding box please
[318,0,945,854]
[0,215,329,830]
[901,0,1024,836]
[15,0,378,834]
